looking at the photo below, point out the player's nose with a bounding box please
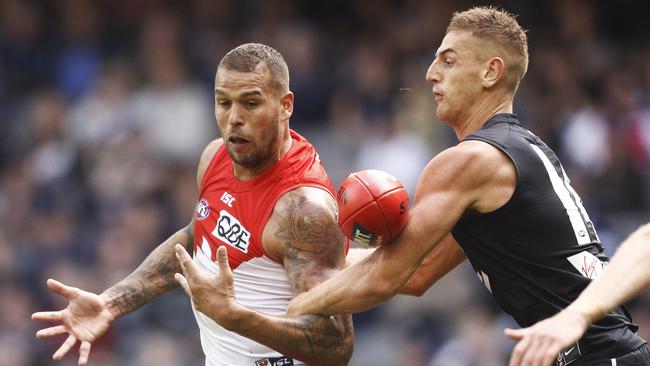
[227,103,245,126]
[426,61,440,84]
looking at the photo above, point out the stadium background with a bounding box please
[1,0,649,364]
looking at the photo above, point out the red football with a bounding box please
[337,170,410,246]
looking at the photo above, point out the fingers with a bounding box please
[32,310,63,323]
[505,327,525,340]
[78,341,92,366]
[175,243,198,278]
[36,325,67,338]
[508,335,531,366]
[53,334,77,360]
[47,279,78,299]
[509,336,559,366]
[175,273,191,297]
[521,337,553,366]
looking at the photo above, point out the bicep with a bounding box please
[362,148,483,288]
[265,188,347,294]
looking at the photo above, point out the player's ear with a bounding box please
[482,57,505,88]
[280,91,294,120]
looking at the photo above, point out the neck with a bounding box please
[234,128,292,181]
[451,95,513,140]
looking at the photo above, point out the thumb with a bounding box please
[175,273,192,297]
[504,327,525,340]
[286,301,298,316]
[216,246,230,274]
[47,279,78,299]
[286,294,303,316]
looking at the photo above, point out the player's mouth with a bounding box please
[228,135,251,149]
[433,91,444,103]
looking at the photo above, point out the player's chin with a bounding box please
[434,105,449,121]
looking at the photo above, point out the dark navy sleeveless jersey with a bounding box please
[451,114,646,360]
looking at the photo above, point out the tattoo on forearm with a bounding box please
[105,224,193,316]
[105,249,178,315]
[283,315,353,362]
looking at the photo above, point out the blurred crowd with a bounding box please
[1,0,649,365]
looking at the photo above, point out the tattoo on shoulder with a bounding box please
[274,191,345,292]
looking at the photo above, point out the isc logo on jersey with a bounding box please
[213,210,251,253]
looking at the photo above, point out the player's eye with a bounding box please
[217,99,231,107]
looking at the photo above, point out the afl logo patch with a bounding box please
[196,199,210,221]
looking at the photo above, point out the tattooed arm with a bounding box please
[175,186,354,365]
[103,138,221,315]
[100,222,194,316]
[263,187,354,364]
[31,139,221,365]
[31,222,195,366]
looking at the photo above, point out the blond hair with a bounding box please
[448,6,528,89]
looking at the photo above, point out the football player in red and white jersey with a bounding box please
[32,43,354,366]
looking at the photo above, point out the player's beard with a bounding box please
[226,112,281,169]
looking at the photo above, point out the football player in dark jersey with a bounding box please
[289,6,649,365]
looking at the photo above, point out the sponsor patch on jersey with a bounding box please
[566,251,604,279]
[555,341,581,366]
[212,210,251,253]
[196,198,210,221]
[255,357,294,366]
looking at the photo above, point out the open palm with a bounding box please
[32,279,115,366]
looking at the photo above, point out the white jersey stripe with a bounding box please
[530,144,590,245]
[560,165,600,242]
[192,249,305,365]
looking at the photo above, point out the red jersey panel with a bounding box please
[193,129,336,269]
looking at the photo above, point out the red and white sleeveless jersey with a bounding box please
[192,130,336,366]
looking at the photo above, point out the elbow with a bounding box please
[310,350,352,366]
[308,317,355,366]
[640,223,650,239]
[400,280,428,297]
[399,269,433,297]
[334,335,354,366]
[308,345,353,366]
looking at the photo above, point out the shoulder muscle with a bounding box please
[196,139,223,187]
[263,186,345,293]
[416,140,515,213]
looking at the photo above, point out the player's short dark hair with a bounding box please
[218,43,289,95]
